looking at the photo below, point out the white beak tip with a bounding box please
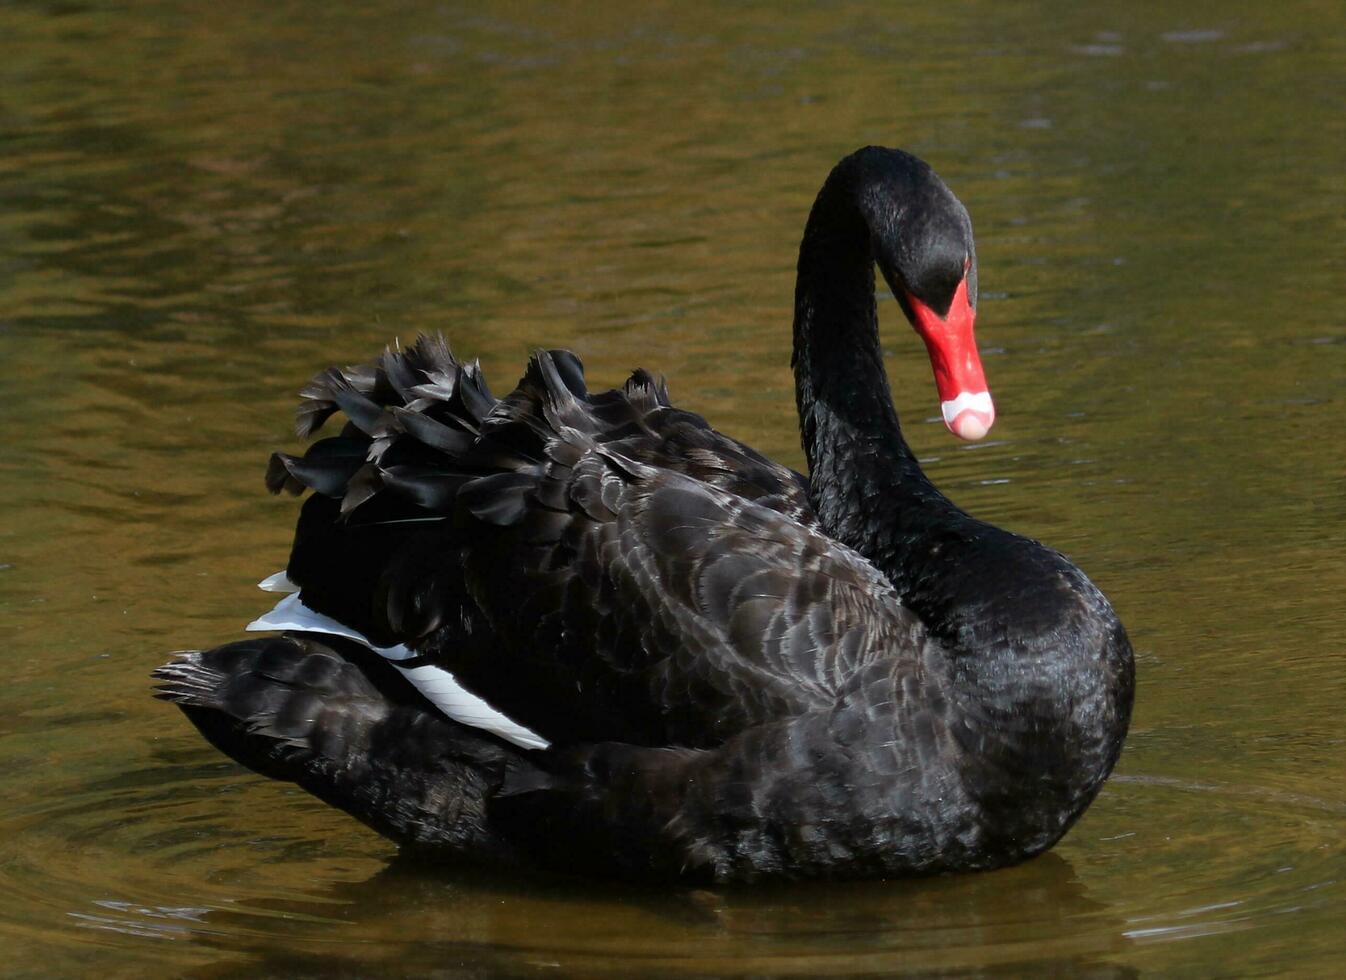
[941,392,996,441]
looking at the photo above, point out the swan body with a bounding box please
[155,147,1133,882]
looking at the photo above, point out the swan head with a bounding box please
[860,149,995,442]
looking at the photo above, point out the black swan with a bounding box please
[154,146,1134,882]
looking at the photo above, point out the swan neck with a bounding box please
[792,182,942,557]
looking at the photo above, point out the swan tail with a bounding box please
[153,634,536,857]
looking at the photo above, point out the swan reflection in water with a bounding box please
[179,852,1138,978]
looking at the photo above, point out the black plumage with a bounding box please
[154,146,1134,882]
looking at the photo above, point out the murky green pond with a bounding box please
[3,2,1344,975]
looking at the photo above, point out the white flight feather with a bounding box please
[257,571,300,593]
[246,592,549,750]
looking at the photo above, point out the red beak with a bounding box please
[906,275,995,441]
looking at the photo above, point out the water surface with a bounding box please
[3,2,1344,975]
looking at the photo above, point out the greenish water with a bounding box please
[2,2,1344,975]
